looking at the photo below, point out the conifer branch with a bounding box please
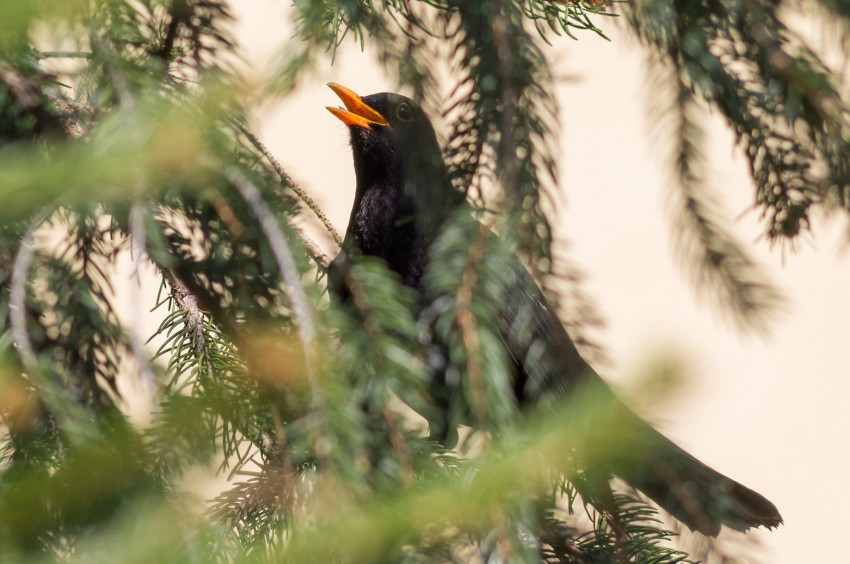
[0,2,831,561]
[233,121,343,247]
[129,201,157,399]
[644,53,783,330]
[9,216,40,371]
[455,223,490,426]
[225,168,320,399]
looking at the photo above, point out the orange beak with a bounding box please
[326,82,390,129]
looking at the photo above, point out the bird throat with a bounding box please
[348,181,426,289]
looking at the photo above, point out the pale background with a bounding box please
[137,2,850,562]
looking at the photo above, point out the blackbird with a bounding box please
[325,82,782,536]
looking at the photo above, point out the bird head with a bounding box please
[326,83,461,236]
[326,82,435,162]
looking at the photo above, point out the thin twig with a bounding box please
[0,63,65,135]
[129,201,157,400]
[455,222,491,425]
[296,228,332,268]
[155,8,182,63]
[94,37,135,110]
[9,214,47,371]
[492,1,519,199]
[158,266,215,385]
[382,405,415,485]
[35,51,94,59]
[335,254,415,475]
[233,121,343,246]
[225,168,319,396]
[159,268,206,353]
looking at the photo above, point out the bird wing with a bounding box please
[457,223,782,535]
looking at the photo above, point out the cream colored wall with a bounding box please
[146,2,848,561]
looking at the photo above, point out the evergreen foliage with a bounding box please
[0,1,844,562]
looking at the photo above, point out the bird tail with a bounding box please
[622,430,783,537]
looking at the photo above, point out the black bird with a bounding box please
[325,82,782,537]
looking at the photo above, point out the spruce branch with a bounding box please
[225,167,320,402]
[455,222,490,426]
[442,0,560,271]
[92,36,136,110]
[8,214,42,371]
[158,267,209,361]
[645,53,783,330]
[155,0,184,64]
[129,201,157,399]
[0,1,819,561]
[623,0,850,241]
[34,51,93,60]
[233,120,343,248]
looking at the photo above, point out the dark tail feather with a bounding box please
[625,433,783,537]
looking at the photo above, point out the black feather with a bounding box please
[329,89,782,536]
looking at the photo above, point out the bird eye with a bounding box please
[395,103,414,123]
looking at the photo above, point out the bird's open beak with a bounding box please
[326,82,390,129]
